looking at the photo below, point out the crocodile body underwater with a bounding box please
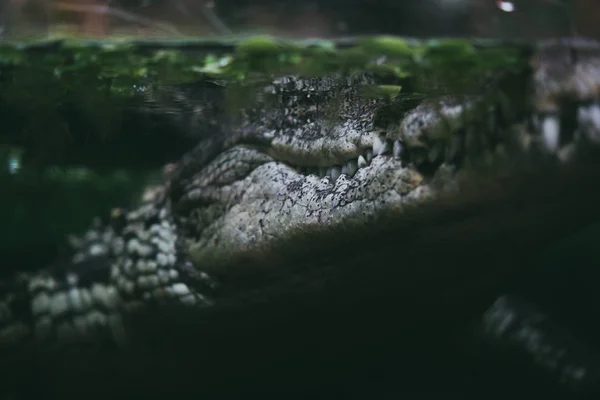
[2,37,600,398]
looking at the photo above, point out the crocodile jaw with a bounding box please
[172,39,600,274]
[184,150,427,270]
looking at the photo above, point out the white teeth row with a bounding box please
[393,140,403,160]
[372,136,389,156]
[578,103,600,144]
[540,115,561,152]
[357,155,368,168]
[300,136,400,181]
[538,103,600,153]
[296,102,600,182]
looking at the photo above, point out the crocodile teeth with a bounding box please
[393,140,403,160]
[365,149,373,163]
[328,166,341,181]
[342,160,358,177]
[541,115,560,152]
[357,155,368,168]
[373,136,389,156]
[578,103,600,144]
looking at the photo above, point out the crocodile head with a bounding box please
[166,38,600,276]
[4,38,600,398]
[19,38,599,343]
[3,38,600,396]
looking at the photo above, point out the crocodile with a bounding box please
[2,37,600,397]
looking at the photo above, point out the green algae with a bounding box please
[0,35,534,188]
[0,36,533,155]
[0,36,532,147]
[360,84,403,100]
[0,36,531,87]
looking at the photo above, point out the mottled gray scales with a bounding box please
[1,38,600,359]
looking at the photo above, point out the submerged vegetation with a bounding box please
[0,35,532,166]
[0,35,531,86]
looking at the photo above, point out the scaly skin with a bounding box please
[1,37,600,397]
